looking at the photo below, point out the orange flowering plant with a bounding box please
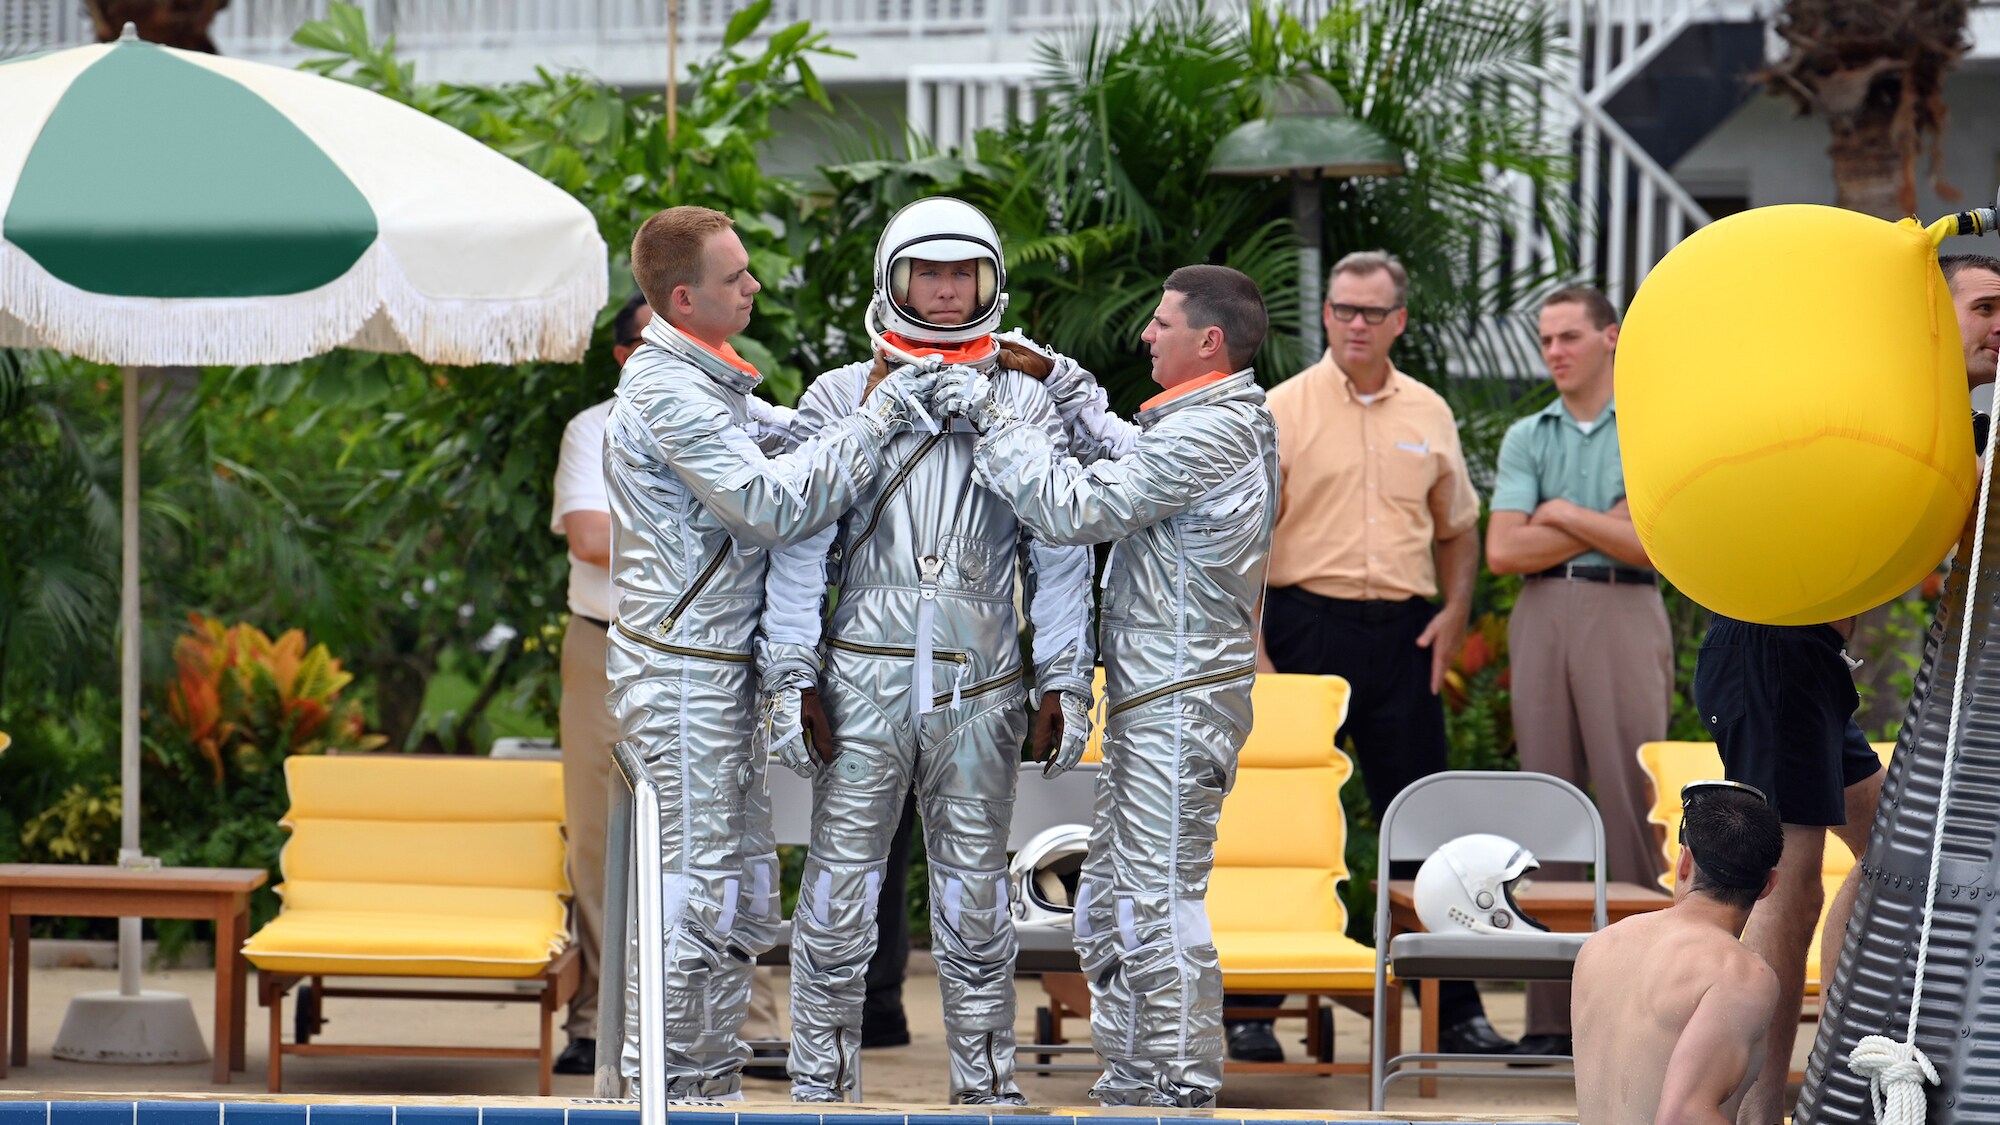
[161,613,385,784]
[146,614,384,934]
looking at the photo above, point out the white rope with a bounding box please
[1845,420,1996,1125]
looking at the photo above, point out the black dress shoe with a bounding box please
[860,1011,911,1049]
[1507,1032,1573,1067]
[1438,1014,1518,1055]
[553,1037,595,1075]
[1225,1021,1285,1063]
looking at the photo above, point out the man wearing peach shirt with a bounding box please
[1232,249,1503,1062]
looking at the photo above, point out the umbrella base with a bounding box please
[51,989,210,1065]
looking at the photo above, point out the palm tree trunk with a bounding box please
[85,0,230,53]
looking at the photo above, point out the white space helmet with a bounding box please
[871,196,1007,345]
[1413,833,1549,935]
[1009,824,1090,928]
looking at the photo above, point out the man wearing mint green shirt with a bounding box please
[1486,286,1671,1059]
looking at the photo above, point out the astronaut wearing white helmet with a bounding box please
[762,196,1096,1104]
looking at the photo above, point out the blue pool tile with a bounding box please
[220,1107,306,1125]
[395,1111,477,1125]
[51,1103,132,1125]
[0,1103,48,1125]
[563,1110,638,1125]
[737,1113,822,1125]
[137,1104,219,1125]
[303,1109,390,1125]
[908,1113,985,1125]
[480,1110,562,1125]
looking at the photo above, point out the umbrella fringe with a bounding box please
[370,239,606,366]
[0,238,605,367]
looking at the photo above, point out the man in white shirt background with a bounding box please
[548,294,786,1079]
[549,292,651,1076]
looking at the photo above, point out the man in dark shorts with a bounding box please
[1693,616,1880,1125]
[1692,252,2000,1124]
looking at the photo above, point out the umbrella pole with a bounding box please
[52,368,204,1067]
[118,365,142,997]
[666,0,679,143]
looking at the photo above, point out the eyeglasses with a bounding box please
[1326,302,1403,325]
[1677,778,1769,846]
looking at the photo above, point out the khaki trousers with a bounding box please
[561,615,783,1044]
[1508,577,1672,1035]
[560,615,619,1039]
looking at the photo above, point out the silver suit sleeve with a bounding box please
[1008,377,1097,697]
[756,376,847,686]
[1042,355,1141,463]
[638,383,885,550]
[975,407,1265,547]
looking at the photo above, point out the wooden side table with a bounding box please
[1384,878,1672,1096]
[0,863,268,1083]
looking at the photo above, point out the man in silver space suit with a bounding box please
[604,205,936,1100]
[763,196,1096,1104]
[934,264,1279,1109]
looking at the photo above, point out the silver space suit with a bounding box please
[954,358,1279,1108]
[765,196,1096,1104]
[603,315,925,1098]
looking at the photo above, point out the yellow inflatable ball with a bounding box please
[1619,203,1975,626]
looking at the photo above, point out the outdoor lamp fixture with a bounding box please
[1206,75,1404,358]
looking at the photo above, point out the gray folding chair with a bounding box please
[1368,769,1607,1109]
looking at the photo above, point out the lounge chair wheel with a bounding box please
[1315,1005,1335,1064]
[295,983,320,1045]
[1035,1006,1057,1065]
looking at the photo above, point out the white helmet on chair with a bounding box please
[871,196,1007,345]
[1009,824,1090,929]
[1413,833,1549,935]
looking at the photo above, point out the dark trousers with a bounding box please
[863,789,918,1032]
[1225,585,1487,1030]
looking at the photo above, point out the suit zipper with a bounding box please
[1107,662,1258,718]
[613,619,752,664]
[933,667,1022,709]
[658,542,730,635]
[846,431,947,558]
[829,636,970,665]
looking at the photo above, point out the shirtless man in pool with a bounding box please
[1573,781,1784,1125]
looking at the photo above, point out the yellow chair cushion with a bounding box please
[282,755,567,821]
[241,898,567,978]
[1204,674,1370,993]
[1636,739,1891,995]
[1216,930,1380,991]
[243,756,572,979]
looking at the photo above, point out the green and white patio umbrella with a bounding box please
[0,25,606,364]
[0,27,607,1066]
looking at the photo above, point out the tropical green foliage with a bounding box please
[2,0,1607,947]
[817,0,1570,415]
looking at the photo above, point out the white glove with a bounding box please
[864,361,942,434]
[758,673,818,779]
[1042,691,1093,778]
[934,364,1011,433]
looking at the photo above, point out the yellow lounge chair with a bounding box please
[1042,671,1382,1075]
[1637,739,1891,1007]
[240,754,578,1093]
